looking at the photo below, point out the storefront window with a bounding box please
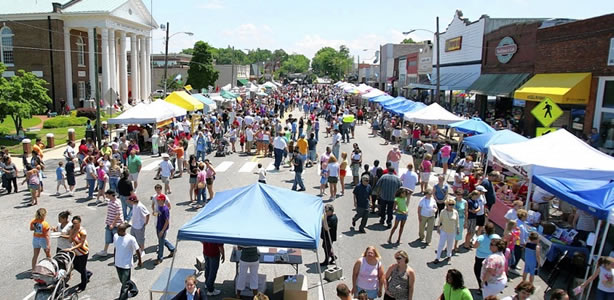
[603,80,614,108]
[599,112,614,149]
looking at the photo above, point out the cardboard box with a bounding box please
[273,275,309,300]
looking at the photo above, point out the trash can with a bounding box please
[46,133,55,148]
[151,133,159,155]
[22,138,32,155]
[68,128,75,142]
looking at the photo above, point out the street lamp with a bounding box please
[403,17,441,103]
[161,22,194,97]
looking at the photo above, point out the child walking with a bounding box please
[522,232,541,283]
[388,188,409,244]
[95,161,108,204]
[576,256,614,299]
[256,163,267,184]
[56,161,69,195]
[503,219,520,274]
[320,162,329,196]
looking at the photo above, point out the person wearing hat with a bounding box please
[434,198,459,263]
[97,190,124,257]
[156,153,175,195]
[155,192,175,265]
[114,222,141,299]
[474,185,488,235]
[351,175,372,233]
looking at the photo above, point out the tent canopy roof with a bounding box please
[370,95,394,103]
[489,129,614,175]
[361,89,386,99]
[403,103,464,125]
[449,117,496,135]
[165,91,204,111]
[463,129,528,153]
[107,100,187,125]
[177,183,323,249]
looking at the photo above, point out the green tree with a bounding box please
[214,47,249,65]
[186,41,219,90]
[278,54,310,77]
[401,38,416,44]
[311,46,353,81]
[0,64,52,135]
[246,48,272,64]
[180,48,194,55]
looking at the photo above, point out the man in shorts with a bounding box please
[156,153,175,194]
[126,149,142,191]
[128,195,149,256]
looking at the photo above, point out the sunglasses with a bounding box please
[395,256,402,260]
[447,204,455,206]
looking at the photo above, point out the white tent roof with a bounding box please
[221,84,231,91]
[489,129,614,177]
[108,100,187,125]
[356,84,372,93]
[361,88,386,99]
[262,81,278,90]
[403,103,464,125]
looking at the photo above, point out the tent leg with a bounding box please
[580,219,602,300]
[524,168,534,210]
[163,240,180,297]
[584,221,609,300]
[315,250,326,300]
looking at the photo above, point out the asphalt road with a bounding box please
[2,112,550,300]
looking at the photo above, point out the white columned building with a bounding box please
[63,27,74,109]
[108,29,117,97]
[119,31,128,103]
[130,34,139,101]
[100,28,110,102]
[87,27,96,100]
[139,36,147,100]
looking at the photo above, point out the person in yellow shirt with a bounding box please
[296,134,308,159]
[30,208,51,270]
[100,141,113,157]
[32,138,44,159]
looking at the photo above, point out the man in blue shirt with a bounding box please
[351,176,372,233]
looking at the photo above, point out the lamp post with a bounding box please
[403,16,440,103]
[161,22,193,97]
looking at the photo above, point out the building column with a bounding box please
[119,31,128,105]
[63,27,74,109]
[101,28,110,106]
[145,36,151,100]
[87,27,96,100]
[130,34,139,101]
[108,29,116,100]
[139,36,147,100]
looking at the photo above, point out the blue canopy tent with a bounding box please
[387,102,413,114]
[165,183,327,295]
[394,102,427,115]
[463,129,528,153]
[532,174,614,298]
[449,117,495,135]
[191,93,217,113]
[371,95,394,103]
[380,97,407,109]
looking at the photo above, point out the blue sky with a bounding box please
[146,0,614,62]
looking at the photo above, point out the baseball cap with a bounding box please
[476,185,487,192]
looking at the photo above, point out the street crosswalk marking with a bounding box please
[142,159,161,171]
[239,162,258,173]
[266,162,275,171]
[214,161,234,172]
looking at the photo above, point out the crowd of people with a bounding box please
[4,81,612,300]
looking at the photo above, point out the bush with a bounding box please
[76,108,97,120]
[43,116,89,128]
[0,127,10,136]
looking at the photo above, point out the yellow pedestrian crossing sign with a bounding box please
[531,98,562,127]
[536,127,559,137]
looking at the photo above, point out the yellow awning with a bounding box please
[513,73,591,105]
[164,91,204,111]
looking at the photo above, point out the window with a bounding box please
[0,26,14,65]
[76,36,85,66]
[78,81,86,101]
[602,80,614,109]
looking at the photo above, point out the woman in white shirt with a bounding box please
[326,155,340,201]
[417,188,438,245]
[457,155,475,176]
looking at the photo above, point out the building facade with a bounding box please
[214,64,250,91]
[0,0,156,111]
[150,53,191,93]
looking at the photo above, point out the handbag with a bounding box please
[197,181,205,189]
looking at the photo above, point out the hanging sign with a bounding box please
[496,37,518,64]
[531,98,563,127]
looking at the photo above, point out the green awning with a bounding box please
[467,73,531,97]
[221,89,238,99]
[237,79,249,86]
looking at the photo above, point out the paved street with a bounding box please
[3,114,549,300]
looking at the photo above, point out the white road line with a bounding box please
[22,291,35,300]
[266,162,275,171]
[238,162,258,173]
[214,161,234,172]
[142,159,161,171]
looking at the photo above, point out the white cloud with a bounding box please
[220,24,277,50]
[198,0,224,9]
[290,29,430,63]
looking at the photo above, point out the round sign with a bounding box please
[496,37,517,64]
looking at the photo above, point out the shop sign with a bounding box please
[496,37,517,64]
[536,127,559,137]
[445,36,462,52]
[531,98,563,127]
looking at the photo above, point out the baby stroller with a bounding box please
[32,250,78,300]
[214,136,231,157]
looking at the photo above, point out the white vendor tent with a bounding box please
[361,88,386,99]
[403,103,464,125]
[356,83,373,94]
[261,81,278,90]
[107,100,187,125]
[221,84,231,91]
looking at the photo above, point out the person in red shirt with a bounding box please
[201,242,225,296]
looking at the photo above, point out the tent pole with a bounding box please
[524,167,533,210]
[584,220,609,300]
[315,250,326,300]
[163,240,180,296]
[580,219,602,300]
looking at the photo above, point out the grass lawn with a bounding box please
[0,116,42,133]
[0,123,86,155]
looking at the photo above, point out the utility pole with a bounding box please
[231,46,235,88]
[94,28,102,148]
[357,55,360,83]
[163,22,169,97]
[435,16,441,103]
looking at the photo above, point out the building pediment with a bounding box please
[110,0,158,29]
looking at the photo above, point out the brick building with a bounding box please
[513,13,614,142]
[0,0,156,111]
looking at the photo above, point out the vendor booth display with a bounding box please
[158,183,324,299]
[403,103,465,125]
[164,91,204,111]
